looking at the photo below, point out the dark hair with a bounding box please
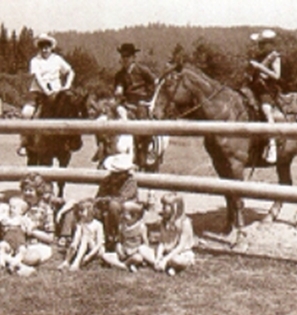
[20,172,46,197]
[74,198,95,222]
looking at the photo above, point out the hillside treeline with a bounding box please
[2,23,297,107]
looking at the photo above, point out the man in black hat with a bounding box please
[114,43,157,169]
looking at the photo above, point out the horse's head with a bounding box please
[86,95,117,120]
[53,90,89,119]
[154,62,220,120]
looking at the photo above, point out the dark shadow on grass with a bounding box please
[188,206,267,236]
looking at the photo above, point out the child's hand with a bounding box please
[56,211,63,224]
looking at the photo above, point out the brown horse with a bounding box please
[26,90,89,196]
[154,62,297,240]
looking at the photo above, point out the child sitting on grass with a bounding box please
[140,192,195,276]
[102,201,149,272]
[0,197,36,276]
[58,198,105,271]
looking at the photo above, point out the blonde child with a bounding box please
[140,192,195,276]
[102,201,149,272]
[0,197,36,275]
[58,198,105,271]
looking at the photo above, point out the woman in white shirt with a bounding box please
[17,33,75,156]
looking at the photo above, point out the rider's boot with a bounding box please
[264,139,277,164]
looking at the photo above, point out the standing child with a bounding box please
[58,198,105,271]
[140,192,195,276]
[102,201,149,272]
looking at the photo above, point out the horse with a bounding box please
[26,90,89,196]
[154,61,297,242]
[87,95,169,173]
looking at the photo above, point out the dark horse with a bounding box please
[87,95,169,173]
[26,90,89,196]
[154,62,297,241]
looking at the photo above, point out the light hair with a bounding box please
[9,196,28,214]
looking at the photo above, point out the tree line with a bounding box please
[1,23,297,107]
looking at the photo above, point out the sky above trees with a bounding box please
[0,0,297,34]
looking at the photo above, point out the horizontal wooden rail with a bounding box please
[1,166,297,203]
[0,120,297,138]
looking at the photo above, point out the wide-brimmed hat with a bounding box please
[117,43,140,57]
[34,33,57,48]
[103,153,135,172]
[250,29,276,42]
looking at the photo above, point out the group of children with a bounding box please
[0,178,196,277]
[58,191,196,276]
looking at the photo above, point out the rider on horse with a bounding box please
[248,29,281,164]
[114,43,158,169]
[17,33,75,156]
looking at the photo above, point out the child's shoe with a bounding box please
[167,267,176,276]
[129,264,138,273]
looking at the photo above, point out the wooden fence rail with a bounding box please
[1,167,297,203]
[0,120,297,138]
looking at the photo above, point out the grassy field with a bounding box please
[1,135,297,315]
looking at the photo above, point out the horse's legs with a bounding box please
[57,150,71,197]
[211,155,245,234]
[263,158,293,223]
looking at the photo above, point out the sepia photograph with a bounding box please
[1,0,297,314]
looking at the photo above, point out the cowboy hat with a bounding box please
[250,29,276,42]
[117,43,140,57]
[34,33,57,48]
[103,153,135,172]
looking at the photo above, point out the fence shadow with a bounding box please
[188,206,266,236]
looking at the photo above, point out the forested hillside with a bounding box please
[1,23,297,107]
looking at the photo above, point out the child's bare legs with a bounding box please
[69,237,88,271]
[101,252,127,270]
[0,241,12,268]
[262,103,277,163]
[3,245,36,276]
[8,245,27,270]
[138,244,156,265]
[125,253,144,272]
[165,251,195,276]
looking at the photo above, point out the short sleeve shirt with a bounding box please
[30,53,72,93]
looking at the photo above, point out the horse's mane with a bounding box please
[182,63,222,92]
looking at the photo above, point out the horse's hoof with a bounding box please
[229,228,247,248]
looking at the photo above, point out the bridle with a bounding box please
[158,64,226,119]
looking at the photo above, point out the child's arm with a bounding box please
[250,56,281,80]
[141,223,149,246]
[70,224,82,251]
[55,199,77,224]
